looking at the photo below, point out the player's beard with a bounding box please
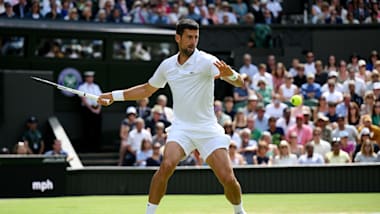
[180,46,195,57]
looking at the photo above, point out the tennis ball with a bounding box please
[291,95,303,107]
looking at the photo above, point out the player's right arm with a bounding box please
[98,83,159,106]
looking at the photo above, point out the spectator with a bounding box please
[45,139,69,157]
[129,1,149,24]
[81,6,93,21]
[223,96,236,120]
[25,0,42,20]
[253,141,272,165]
[357,59,371,82]
[262,8,274,24]
[347,102,361,127]
[353,1,370,23]
[186,2,202,24]
[325,138,351,163]
[64,7,79,21]
[286,114,313,146]
[206,3,219,25]
[239,53,259,78]
[145,105,171,136]
[278,73,298,103]
[337,61,349,84]
[13,0,30,18]
[345,66,365,97]
[314,113,332,143]
[302,107,314,128]
[14,142,30,155]
[354,141,378,163]
[266,0,282,23]
[366,70,380,92]
[372,100,380,126]
[254,103,269,132]
[78,71,103,152]
[246,116,262,142]
[22,116,44,154]
[310,127,331,157]
[298,143,325,164]
[255,78,272,106]
[136,138,153,166]
[325,9,343,24]
[287,131,304,157]
[214,100,231,126]
[272,62,286,93]
[250,0,265,24]
[301,73,321,106]
[168,3,180,25]
[348,53,360,72]
[304,51,316,75]
[293,64,307,88]
[361,91,375,116]
[276,107,295,134]
[233,109,248,132]
[266,54,276,74]
[229,141,247,166]
[223,120,241,147]
[233,74,252,109]
[242,94,258,117]
[358,115,380,145]
[238,128,257,164]
[338,130,355,159]
[273,140,298,165]
[0,2,15,18]
[146,142,163,166]
[288,58,300,77]
[252,63,273,90]
[325,55,338,72]
[95,9,107,22]
[265,93,287,119]
[322,79,343,104]
[321,72,344,93]
[156,94,174,123]
[231,0,247,22]
[314,60,328,86]
[267,116,284,146]
[353,127,379,160]
[151,122,167,146]
[367,50,379,71]
[151,7,169,25]
[336,93,351,117]
[136,98,151,120]
[332,114,359,144]
[44,2,62,20]
[344,11,360,24]
[218,1,237,24]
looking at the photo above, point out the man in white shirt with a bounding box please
[304,51,316,76]
[98,19,247,214]
[298,143,325,164]
[310,127,331,157]
[252,63,273,90]
[322,79,343,103]
[78,71,103,152]
[265,94,287,119]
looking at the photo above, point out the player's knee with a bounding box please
[158,159,176,175]
[220,174,238,187]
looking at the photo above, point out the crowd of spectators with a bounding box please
[1,0,379,25]
[114,49,380,167]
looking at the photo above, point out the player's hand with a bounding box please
[213,60,233,78]
[98,93,114,106]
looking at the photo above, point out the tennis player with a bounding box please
[98,18,247,214]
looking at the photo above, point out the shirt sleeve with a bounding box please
[209,55,220,77]
[148,61,167,88]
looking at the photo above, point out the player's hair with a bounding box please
[176,18,199,36]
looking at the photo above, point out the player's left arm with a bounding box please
[213,60,244,88]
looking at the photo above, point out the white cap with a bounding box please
[126,106,137,115]
[358,59,366,67]
[329,71,338,77]
[339,130,349,138]
[374,82,380,90]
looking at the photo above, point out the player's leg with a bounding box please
[146,141,185,214]
[206,148,246,214]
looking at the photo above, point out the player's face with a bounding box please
[176,29,199,57]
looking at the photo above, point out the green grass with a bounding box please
[0,193,379,214]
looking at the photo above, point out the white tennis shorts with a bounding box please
[166,126,230,160]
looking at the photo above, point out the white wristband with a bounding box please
[227,71,238,81]
[112,90,125,101]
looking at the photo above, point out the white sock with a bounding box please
[233,202,246,214]
[146,202,158,214]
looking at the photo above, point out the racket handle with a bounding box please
[85,94,110,105]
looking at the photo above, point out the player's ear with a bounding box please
[175,34,180,43]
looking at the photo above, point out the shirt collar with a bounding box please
[177,48,199,66]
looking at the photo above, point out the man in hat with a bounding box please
[315,113,332,142]
[357,59,371,82]
[325,138,351,163]
[242,94,258,117]
[78,71,103,152]
[22,116,44,154]
[321,71,344,93]
[358,115,380,145]
[322,79,343,104]
[254,102,269,132]
[145,105,171,136]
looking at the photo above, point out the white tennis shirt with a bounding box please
[149,49,221,131]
